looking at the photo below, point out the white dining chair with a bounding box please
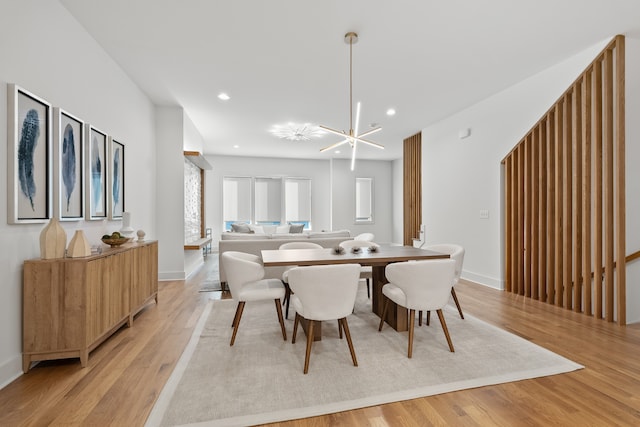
[278,241,323,319]
[378,259,456,358]
[339,239,380,299]
[288,263,362,374]
[221,251,287,346]
[419,244,465,325]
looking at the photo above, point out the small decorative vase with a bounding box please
[120,212,135,237]
[136,229,146,242]
[67,230,92,258]
[40,217,66,259]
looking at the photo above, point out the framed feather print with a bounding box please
[108,137,124,220]
[7,84,52,224]
[54,108,84,221]
[86,124,107,220]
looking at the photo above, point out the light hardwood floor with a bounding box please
[2,254,640,426]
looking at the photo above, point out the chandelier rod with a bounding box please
[349,33,353,135]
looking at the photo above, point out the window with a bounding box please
[285,178,311,229]
[222,176,313,230]
[254,177,282,225]
[223,176,251,230]
[355,177,373,223]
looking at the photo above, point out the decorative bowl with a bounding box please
[101,237,131,247]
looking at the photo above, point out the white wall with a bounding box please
[183,113,204,154]
[205,156,395,247]
[422,38,612,290]
[0,0,156,388]
[625,37,640,323]
[156,107,185,280]
[392,158,403,244]
[330,159,394,243]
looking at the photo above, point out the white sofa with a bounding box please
[218,230,352,285]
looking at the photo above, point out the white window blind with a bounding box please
[254,177,282,224]
[285,178,311,226]
[223,176,251,227]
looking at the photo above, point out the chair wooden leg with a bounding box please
[340,318,358,367]
[408,309,415,358]
[274,299,287,341]
[292,313,300,344]
[282,281,292,319]
[451,287,464,319]
[436,309,455,352]
[418,311,423,326]
[426,310,431,326]
[338,319,343,339]
[303,320,315,374]
[378,297,389,331]
[230,301,245,346]
[231,302,242,327]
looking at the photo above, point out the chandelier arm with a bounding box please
[356,126,382,138]
[351,140,357,171]
[319,138,349,152]
[318,125,350,138]
[353,137,385,149]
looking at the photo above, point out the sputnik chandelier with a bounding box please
[319,32,383,170]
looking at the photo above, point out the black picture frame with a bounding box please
[108,137,125,220]
[86,124,108,220]
[54,108,85,221]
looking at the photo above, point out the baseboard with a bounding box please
[159,271,186,281]
[460,270,504,290]
[0,355,22,391]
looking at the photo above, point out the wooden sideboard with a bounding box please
[22,240,158,373]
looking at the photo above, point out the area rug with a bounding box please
[146,293,582,427]
[198,279,221,293]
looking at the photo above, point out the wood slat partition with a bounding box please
[501,35,626,324]
[403,133,422,246]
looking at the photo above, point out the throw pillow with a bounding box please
[249,225,265,234]
[275,224,290,234]
[231,223,252,233]
[289,223,304,233]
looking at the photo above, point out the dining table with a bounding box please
[261,244,449,337]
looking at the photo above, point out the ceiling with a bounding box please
[60,0,640,162]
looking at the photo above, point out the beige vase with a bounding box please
[67,230,92,258]
[40,217,67,259]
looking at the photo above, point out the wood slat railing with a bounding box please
[502,35,626,324]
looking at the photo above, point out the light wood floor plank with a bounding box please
[1,256,640,426]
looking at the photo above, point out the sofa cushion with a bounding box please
[307,230,351,238]
[221,233,270,240]
[270,233,307,240]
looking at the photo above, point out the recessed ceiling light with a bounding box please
[335,150,341,154]
[386,108,396,116]
[233,144,239,149]
[218,93,230,101]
